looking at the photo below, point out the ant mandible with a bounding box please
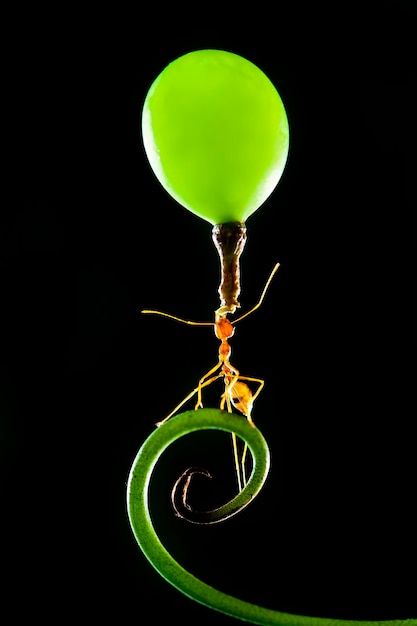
[142,261,280,492]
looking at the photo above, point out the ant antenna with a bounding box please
[141,262,280,325]
[233,262,280,323]
[140,310,212,326]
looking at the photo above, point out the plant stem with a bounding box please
[212,222,247,317]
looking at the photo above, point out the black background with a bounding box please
[2,3,416,624]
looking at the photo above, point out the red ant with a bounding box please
[142,262,280,491]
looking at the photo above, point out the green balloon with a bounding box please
[142,49,289,225]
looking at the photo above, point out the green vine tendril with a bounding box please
[127,408,416,626]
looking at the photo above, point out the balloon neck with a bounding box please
[212,222,247,319]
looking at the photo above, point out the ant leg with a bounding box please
[195,372,224,410]
[232,432,243,493]
[222,372,245,492]
[241,444,248,487]
[228,397,245,493]
[248,377,265,403]
[234,376,265,423]
[230,376,264,487]
[240,376,264,486]
[195,361,222,409]
[156,386,201,426]
[156,371,223,427]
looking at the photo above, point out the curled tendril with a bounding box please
[127,408,416,626]
[171,465,258,524]
[171,467,213,522]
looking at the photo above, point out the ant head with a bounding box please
[215,316,235,340]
